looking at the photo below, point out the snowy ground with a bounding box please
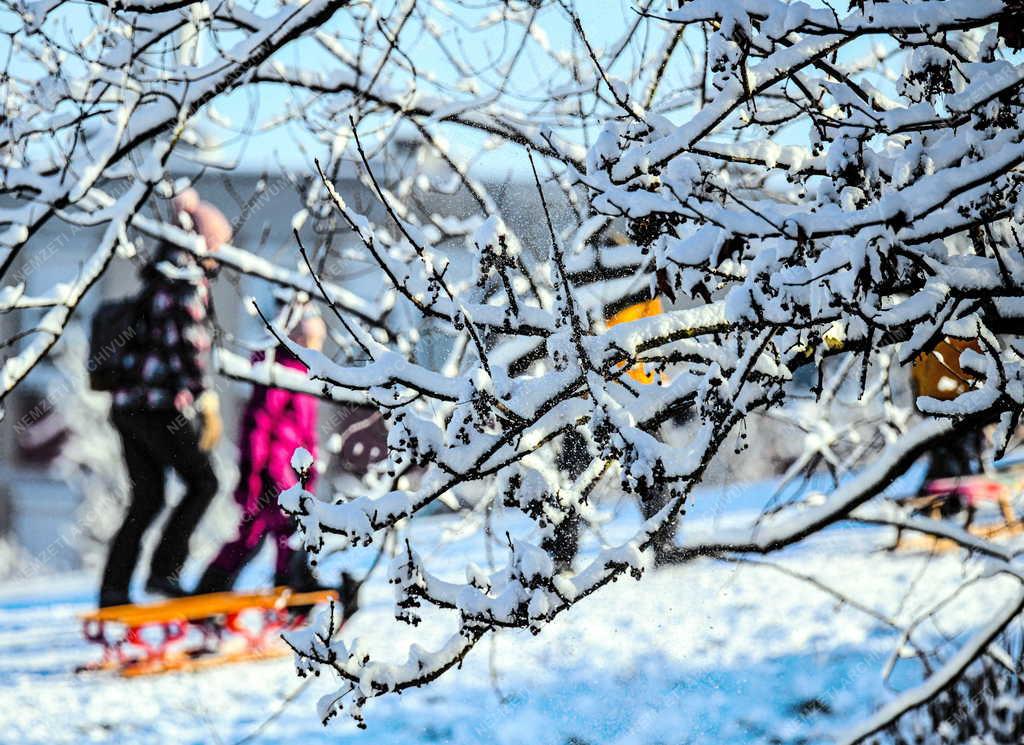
[0,478,1014,745]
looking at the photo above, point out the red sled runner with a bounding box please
[78,587,338,676]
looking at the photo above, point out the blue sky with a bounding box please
[0,0,905,181]
[199,1,696,175]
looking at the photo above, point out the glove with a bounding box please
[196,391,222,452]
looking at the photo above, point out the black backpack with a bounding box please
[88,296,145,391]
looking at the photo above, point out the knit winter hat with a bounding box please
[172,188,232,251]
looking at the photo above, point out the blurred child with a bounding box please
[194,305,326,594]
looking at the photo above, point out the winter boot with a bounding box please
[337,571,360,621]
[145,575,188,599]
[98,587,131,608]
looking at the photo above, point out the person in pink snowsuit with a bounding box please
[195,313,326,593]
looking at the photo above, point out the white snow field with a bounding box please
[0,478,1013,745]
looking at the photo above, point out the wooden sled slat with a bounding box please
[83,587,337,624]
[120,644,292,677]
[895,521,1024,553]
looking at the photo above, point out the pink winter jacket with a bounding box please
[235,346,318,529]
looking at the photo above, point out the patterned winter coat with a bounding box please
[112,245,213,411]
[234,346,319,527]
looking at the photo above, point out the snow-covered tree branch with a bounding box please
[6,0,1024,739]
[275,0,1024,733]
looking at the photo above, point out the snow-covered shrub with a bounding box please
[871,629,1024,745]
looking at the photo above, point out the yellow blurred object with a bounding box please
[196,391,222,451]
[910,337,980,401]
[823,321,845,350]
[606,297,664,384]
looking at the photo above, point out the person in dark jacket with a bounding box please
[98,189,227,607]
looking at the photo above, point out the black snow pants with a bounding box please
[100,408,218,597]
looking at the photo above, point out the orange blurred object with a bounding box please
[605,297,664,384]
